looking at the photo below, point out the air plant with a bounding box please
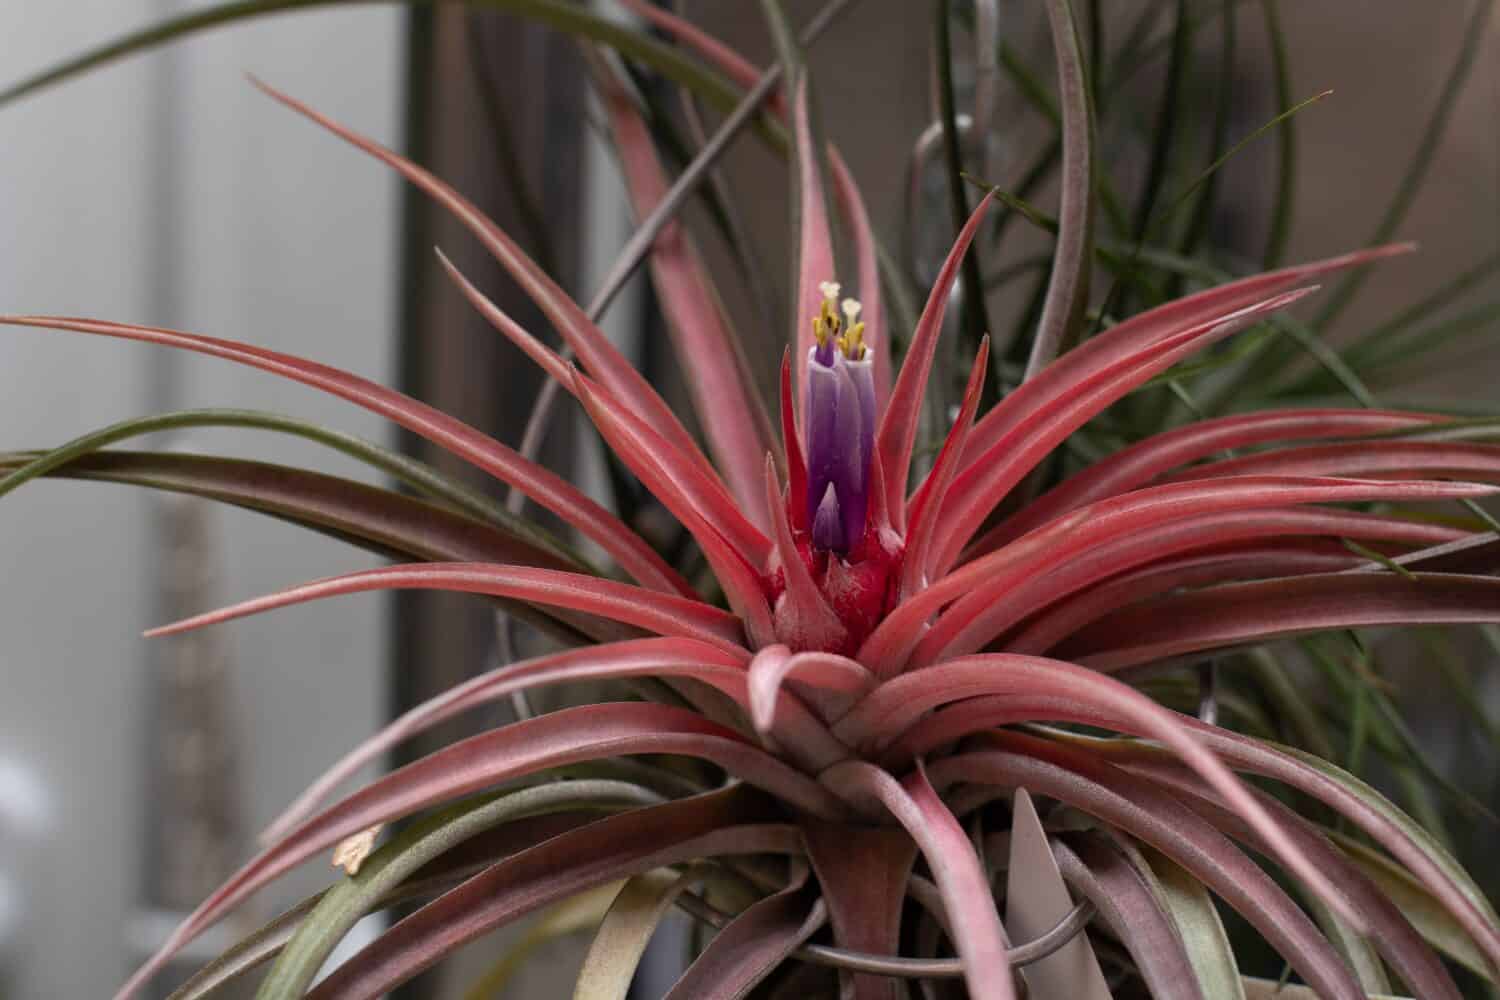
[4,2,1500,999]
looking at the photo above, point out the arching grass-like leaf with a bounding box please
[257,781,658,999]
[0,407,582,566]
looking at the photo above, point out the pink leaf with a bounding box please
[839,652,1368,933]
[763,457,848,654]
[258,636,842,843]
[1004,540,1367,655]
[573,371,769,566]
[874,193,994,532]
[929,737,1366,999]
[309,788,804,999]
[916,478,1492,665]
[0,314,691,596]
[1166,439,1500,484]
[734,645,851,772]
[1060,571,1500,671]
[1048,837,1203,1000]
[117,707,843,999]
[933,712,1500,977]
[821,760,1017,1000]
[929,287,1322,575]
[434,248,573,386]
[144,561,745,653]
[615,0,768,97]
[972,408,1440,555]
[750,648,876,731]
[828,152,890,405]
[1132,760,1460,999]
[793,77,837,407]
[861,474,1491,674]
[780,349,810,532]
[901,338,989,601]
[252,78,715,488]
[803,820,918,1000]
[960,244,1415,466]
[663,881,825,1000]
[599,73,778,526]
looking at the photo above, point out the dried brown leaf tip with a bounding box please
[331,824,382,877]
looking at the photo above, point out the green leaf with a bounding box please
[1241,977,1407,1000]
[1303,891,1392,995]
[461,881,624,1000]
[255,780,661,1000]
[1137,843,1245,999]
[166,894,323,1000]
[573,868,706,1000]
[1328,828,1498,983]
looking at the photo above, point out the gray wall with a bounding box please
[0,3,399,994]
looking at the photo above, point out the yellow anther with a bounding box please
[843,321,867,360]
[813,314,829,348]
[841,297,862,324]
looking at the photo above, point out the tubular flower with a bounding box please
[6,10,1500,1000]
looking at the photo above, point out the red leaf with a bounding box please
[574,369,770,569]
[309,787,804,999]
[929,287,1321,574]
[1049,837,1203,1000]
[763,458,848,654]
[1167,439,1500,484]
[1004,540,1366,654]
[792,77,837,406]
[863,474,1491,673]
[260,636,841,844]
[117,706,845,999]
[0,314,691,596]
[827,152,890,406]
[873,193,994,532]
[803,821,919,1000]
[663,882,824,1000]
[599,73,778,526]
[901,338,989,602]
[145,561,746,654]
[841,652,1368,932]
[749,647,875,732]
[780,349,810,532]
[252,79,715,497]
[1131,760,1459,999]
[1061,571,1500,670]
[820,760,1017,1000]
[930,736,1365,1000]
[973,408,1439,555]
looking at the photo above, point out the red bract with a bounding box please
[6,9,1500,1000]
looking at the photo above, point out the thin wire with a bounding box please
[1196,660,1218,726]
[673,891,1095,978]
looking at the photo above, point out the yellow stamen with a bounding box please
[844,321,866,360]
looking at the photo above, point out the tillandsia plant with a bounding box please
[4,1,1500,998]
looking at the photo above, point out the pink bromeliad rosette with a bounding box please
[4,7,1500,1000]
